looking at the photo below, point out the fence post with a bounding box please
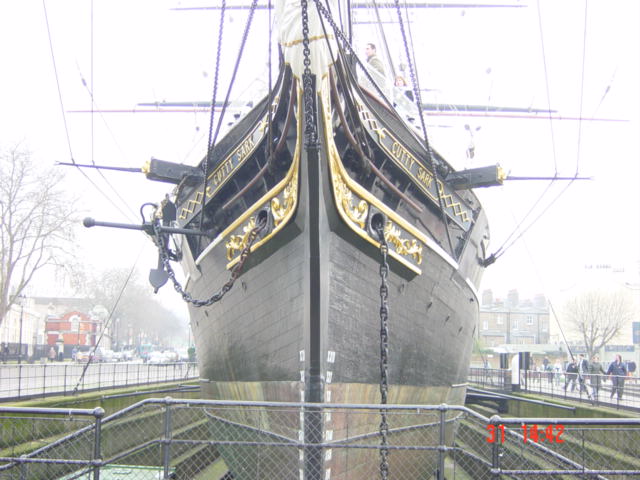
[490,414,501,479]
[163,398,173,479]
[17,364,22,400]
[437,404,446,480]
[64,364,67,396]
[19,454,27,480]
[42,364,47,398]
[92,407,105,480]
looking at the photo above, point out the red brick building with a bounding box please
[45,311,101,347]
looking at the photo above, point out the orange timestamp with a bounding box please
[486,424,565,444]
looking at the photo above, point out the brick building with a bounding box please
[478,289,550,347]
[44,311,101,348]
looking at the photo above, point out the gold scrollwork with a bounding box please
[334,174,368,229]
[226,217,258,261]
[271,170,298,226]
[384,222,423,265]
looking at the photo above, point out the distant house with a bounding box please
[45,311,101,348]
[478,289,550,347]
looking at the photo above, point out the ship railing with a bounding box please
[359,62,424,133]
[469,367,640,412]
[0,361,199,401]
[2,398,640,479]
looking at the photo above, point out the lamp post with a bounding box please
[17,296,24,365]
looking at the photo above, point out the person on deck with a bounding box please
[365,43,385,78]
[394,75,414,101]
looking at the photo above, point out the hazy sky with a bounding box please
[1,0,638,313]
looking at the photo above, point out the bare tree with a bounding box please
[79,267,187,347]
[563,290,637,359]
[0,146,78,325]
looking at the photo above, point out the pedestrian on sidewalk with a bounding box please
[607,354,627,401]
[564,360,578,392]
[588,355,606,401]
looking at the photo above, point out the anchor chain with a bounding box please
[152,215,266,307]
[375,224,390,480]
[300,0,318,148]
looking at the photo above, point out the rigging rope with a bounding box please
[72,245,144,394]
[392,0,455,255]
[201,0,227,251]
[487,1,589,264]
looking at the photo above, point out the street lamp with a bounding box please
[17,295,25,365]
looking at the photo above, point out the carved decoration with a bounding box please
[226,217,257,261]
[384,223,423,265]
[271,167,298,226]
[334,174,368,229]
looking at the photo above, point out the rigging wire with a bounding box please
[76,71,141,224]
[515,231,577,363]
[42,0,138,224]
[574,0,589,177]
[535,0,558,175]
[72,242,147,395]
[486,2,590,263]
[199,0,227,251]
[392,0,455,255]
[42,0,74,160]
[208,0,260,155]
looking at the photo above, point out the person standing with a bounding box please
[564,360,578,392]
[48,346,57,362]
[577,353,590,395]
[588,355,606,401]
[607,354,627,401]
[365,43,385,78]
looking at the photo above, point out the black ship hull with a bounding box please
[171,67,488,478]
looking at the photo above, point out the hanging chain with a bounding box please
[300,0,318,148]
[375,223,390,480]
[152,216,266,307]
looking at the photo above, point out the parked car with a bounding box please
[147,351,167,364]
[75,348,103,363]
[101,349,115,363]
[163,350,179,363]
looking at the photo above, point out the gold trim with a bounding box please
[280,34,335,48]
[384,223,423,265]
[214,90,302,269]
[226,217,258,261]
[334,174,368,229]
[319,76,424,274]
[356,101,472,229]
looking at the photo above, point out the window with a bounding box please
[482,320,488,330]
[512,319,518,330]
[526,315,534,325]
[496,315,504,325]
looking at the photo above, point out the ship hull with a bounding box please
[183,120,484,478]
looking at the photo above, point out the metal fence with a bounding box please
[469,367,640,411]
[1,398,640,479]
[0,362,198,401]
